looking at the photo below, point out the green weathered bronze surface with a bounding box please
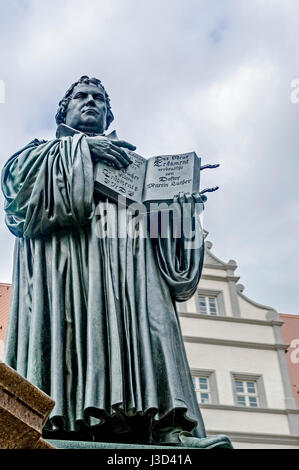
[1,76,232,448]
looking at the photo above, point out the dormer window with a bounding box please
[198,295,218,316]
[195,289,226,316]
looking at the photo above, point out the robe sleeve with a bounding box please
[1,134,94,238]
[151,196,205,302]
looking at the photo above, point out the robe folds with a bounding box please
[1,131,206,438]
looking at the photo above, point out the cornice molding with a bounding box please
[203,263,228,271]
[179,312,284,327]
[200,274,240,282]
[200,403,299,415]
[183,335,288,351]
[206,429,299,446]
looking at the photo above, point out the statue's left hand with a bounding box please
[173,192,207,217]
[173,185,219,209]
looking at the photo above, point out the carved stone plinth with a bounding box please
[0,361,55,449]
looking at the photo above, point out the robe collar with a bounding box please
[56,123,118,141]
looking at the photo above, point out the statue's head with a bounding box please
[55,75,114,134]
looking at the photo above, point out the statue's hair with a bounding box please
[55,75,114,130]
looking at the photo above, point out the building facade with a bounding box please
[177,232,299,448]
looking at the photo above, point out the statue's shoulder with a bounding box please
[31,138,48,147]
[13,138,48,154]
[5,138,49,164]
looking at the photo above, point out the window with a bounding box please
[192,376,211,404]
[198,295,218,316]
[231,373,267,408]
[234,379,259,407]
[191,369,219,405]
[195,290,226,316]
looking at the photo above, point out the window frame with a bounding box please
[195,289,226,317]
[192,376,211,404]
[191,369,219,405]
[231,372,267,408]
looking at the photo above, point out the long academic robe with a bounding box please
[1,130,206,438]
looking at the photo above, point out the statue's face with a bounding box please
[65,82,107,134]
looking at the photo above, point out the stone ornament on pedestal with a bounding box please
[0,361,55,449]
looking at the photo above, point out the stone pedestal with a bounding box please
[46,436,232,449]
[47,440,188,449]
[0,361,55,449]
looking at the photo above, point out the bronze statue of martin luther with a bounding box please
[1,75,232,448]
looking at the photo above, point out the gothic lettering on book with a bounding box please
[94,150,200,205]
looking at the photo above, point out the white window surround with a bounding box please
[193,376,211,404]
[235,379,259,407]
[195,289,226,316]
[191,369,219,405]
[231,372,268,408]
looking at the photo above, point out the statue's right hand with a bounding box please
[86,136,136,169]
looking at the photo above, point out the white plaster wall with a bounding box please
[202,267,227,278]
[181,296,197,312]
[184,342,286,409]
[180,317,276,344]
[238,294,271,321]
[202,408,290,434]
[190,259,275,323]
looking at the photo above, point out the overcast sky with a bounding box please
[0,0,298,315]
